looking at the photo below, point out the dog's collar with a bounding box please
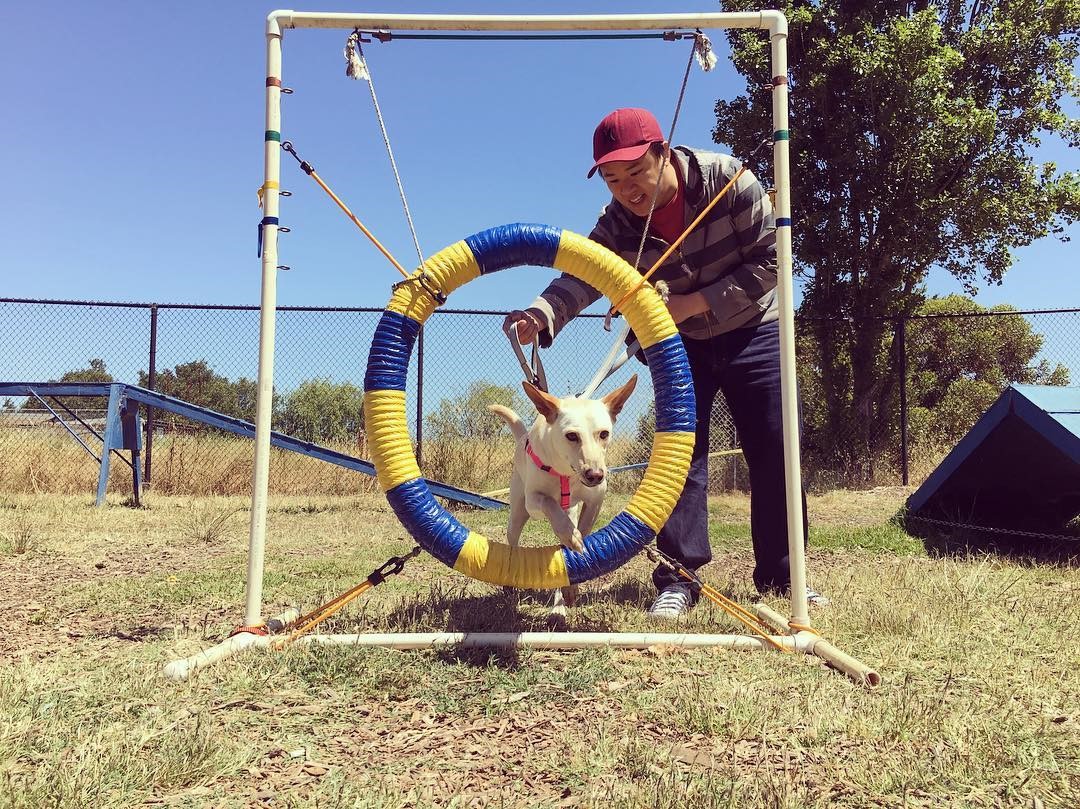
[524,439,571,511]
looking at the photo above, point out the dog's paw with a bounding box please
[559,528,585,554]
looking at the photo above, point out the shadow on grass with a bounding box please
[587,577,653,608]
[368,578,665,669]
[899,510,1080,568]
[97,625,172,642]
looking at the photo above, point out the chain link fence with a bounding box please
[1,298,1076,499]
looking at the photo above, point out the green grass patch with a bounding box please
[809,522,926,555]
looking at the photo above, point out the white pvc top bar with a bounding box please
[270,10,785,35]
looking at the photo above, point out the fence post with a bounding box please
[897,316,909,486]
[144,304,158,487]
[416,326,424,468]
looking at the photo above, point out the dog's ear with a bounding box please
[601,373,638,419]
[523,381,560,424]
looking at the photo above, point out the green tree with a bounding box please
[423,382,528,490]
[21,358,115,412]
[906,295,1069,448]
[139,361,259,423]
[59,358,113,384]
[279,378,364,444]
[797,297,1069,480]
[715,0,1080,480]
[425,382,528,443]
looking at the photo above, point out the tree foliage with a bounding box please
[423,382,528,490]
[905,294,1069,448]
[138,360,259,424]
[19,358,115,413]
[797,295,1070,480]
[425,382,528,443]
[715,0,1079,480]
[59,358,113,384]
[279,378,364,444]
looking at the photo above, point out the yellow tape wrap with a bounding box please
[454,533,570,589]
[363,390,420,491]
[626,431,696,532]
[553,231,677,350]
[387,240,480,323]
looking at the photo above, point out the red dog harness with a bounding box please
[525,440,571,511]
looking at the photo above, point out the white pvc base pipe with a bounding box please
[164,630,807,681]
[163,612,878,687]
[300,631,807,651]
[163,608,298,682]
[753,603,880,687]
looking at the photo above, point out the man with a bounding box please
[505,107,822,618]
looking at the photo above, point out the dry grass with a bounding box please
[0,490,1077,808]
[0,428,677,502]
[0,430,383,498]
[180,500,244,545]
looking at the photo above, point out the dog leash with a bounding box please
[502,314,549,392]
[525,439,571,510]
[578,281,668,398]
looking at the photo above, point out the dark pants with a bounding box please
[654,319,808,596]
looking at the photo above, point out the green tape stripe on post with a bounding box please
[773,130,790,141]
[265,130,282,142]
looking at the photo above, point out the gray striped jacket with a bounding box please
[529,146,779,346]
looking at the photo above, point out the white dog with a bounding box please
[488,375,637,617]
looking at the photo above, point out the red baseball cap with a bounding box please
[587,108,664,178]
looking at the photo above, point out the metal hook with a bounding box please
[281,141,314,175]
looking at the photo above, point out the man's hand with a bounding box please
[503,308,544,345]
[665,292,708,324]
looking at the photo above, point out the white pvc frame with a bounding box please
[250,10,808,628]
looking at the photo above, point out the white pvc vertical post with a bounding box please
[765,12,810,627]
[245,14,285,627]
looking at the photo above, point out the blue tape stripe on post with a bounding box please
[464,223,562,274]
[365,311,421,392]
[564,511,655,584]
[387,479,470,567]
[257,216,279,258]
[776,218,792,227]
[644,335,696,433]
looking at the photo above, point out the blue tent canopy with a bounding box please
[907,385,1080,530]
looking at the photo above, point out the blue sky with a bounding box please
[3,0,1077,315]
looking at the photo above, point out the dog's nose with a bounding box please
[583,469,605,486]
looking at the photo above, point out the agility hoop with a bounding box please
[363,223,695,590]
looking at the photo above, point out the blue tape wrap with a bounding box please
[365,311,421,392]
[645,335,696,433]
[386,478,469,568]
[563,511,655,584]
[465,223,562,274]
[257,216,279,258]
